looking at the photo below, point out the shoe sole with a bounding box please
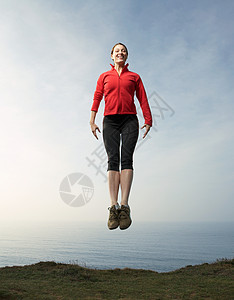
[108,223,119,230]
[119,220,132,230]
[108,226,119,230]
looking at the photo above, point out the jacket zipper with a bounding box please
[115,67,125,113]
[118,74,121,113]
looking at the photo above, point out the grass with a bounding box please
[0,259,233,299]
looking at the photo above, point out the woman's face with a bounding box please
[111,44,128,64]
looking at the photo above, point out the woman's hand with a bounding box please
[90,122,101,139]
[141,124,151,139]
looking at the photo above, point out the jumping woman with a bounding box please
[90,43,152,230]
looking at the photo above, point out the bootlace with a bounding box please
[109,207,118,219]
[119,207,130,219]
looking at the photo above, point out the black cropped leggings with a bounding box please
[103,114,139,172]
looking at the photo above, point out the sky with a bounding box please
[0,0,233,223]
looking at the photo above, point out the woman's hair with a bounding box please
[111,43,128,56]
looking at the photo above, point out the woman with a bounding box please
[90,43,152,230]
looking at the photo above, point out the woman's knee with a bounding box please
[107,161,120,172]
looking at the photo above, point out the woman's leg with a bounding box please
[118,115,139,230]
[103,116,122,230]
[103,115,121,205]
[108,170,120,206]
[120,169,133,206]
[120,115,139,205]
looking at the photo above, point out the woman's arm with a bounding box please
[90,110,97,124]
[136,76,152,127]
[135,76,152,138]
[90,110,100,140]
[90,74,104,140]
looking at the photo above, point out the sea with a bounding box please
[0,221,233,273]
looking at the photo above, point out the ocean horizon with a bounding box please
[0,221,233,273]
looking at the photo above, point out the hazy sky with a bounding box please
[0,0,233,223]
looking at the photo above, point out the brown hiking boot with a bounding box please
[119,205,132,230]
[108,205,119,230]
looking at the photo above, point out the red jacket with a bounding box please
[91,64,152,126]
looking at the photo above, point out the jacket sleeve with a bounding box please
[136,76,152,126]
[91,74,104,112]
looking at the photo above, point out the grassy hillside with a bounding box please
[0,259,233,299]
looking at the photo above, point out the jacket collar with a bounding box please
[110,63,129,73]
